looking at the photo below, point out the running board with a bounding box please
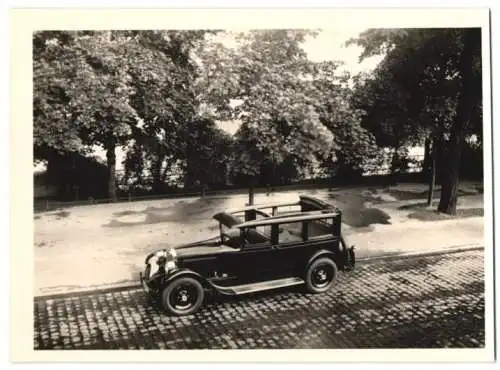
[211,277,304,296]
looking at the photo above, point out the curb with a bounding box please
[355,243,484,265]
[34,243,484,301]
[34,282,143,302]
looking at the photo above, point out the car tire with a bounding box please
[305,257,338,293]
[161,277,204,316]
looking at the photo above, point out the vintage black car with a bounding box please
[140,195,355,316]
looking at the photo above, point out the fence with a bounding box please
[34,167,427,213]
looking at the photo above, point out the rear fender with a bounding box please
[305,249,337,272]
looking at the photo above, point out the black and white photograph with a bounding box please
[9,6,494,363]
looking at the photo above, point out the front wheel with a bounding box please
[161,277,204,316]
[305,257,338,293]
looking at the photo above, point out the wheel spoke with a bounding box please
[169,283,199,311]
[311,263,335,289]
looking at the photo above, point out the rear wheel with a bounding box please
[161,277,204,316]
[305,257,338,293]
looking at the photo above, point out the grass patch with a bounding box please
[408,207,484,221]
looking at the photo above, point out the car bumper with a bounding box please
[139,271,150,293]
[346,246,356,270]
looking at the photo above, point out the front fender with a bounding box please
[154,268,213,292]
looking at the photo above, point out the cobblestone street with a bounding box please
[34,249,485,350]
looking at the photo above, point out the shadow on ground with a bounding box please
[34,210,71,220]
[386,187,480,202]
[107,190,394,229]
[328,192,392,228]
[399,202,438,211]
[103,197,233,228]
[95,184,483,229]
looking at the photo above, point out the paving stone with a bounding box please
[34,250,485,349]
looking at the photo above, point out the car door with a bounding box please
[205,224,272,287]
[227,224,281,285]
[271,220,309,276]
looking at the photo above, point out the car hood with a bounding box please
[174,235,221,250]
[149,235,234,260]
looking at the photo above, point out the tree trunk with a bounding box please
[46,150,64,200]
[248,184,255,205]
[390,146,400,185]
[160,159,171,183]
[437,28,480,215]
[183,168,199,190]
[437,130,464,214]
[151,155,164,194]
[426,137,438,206]
[105,137,117,201]
[423,137,432,175]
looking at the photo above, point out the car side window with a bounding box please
[242,227,271,246]
[256,224,271,238]
[308,218,334,240]
[277,221,304,244]
[255,211,270,220]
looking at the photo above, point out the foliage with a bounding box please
[311,62,380,178]
[197,30,335,180]
[34,31,142,199]
[34,30,227,196]
[69,32,138,148]
[182,118,235,188]
[120,30,211,191]
[33,31,85,155]
[348,28,482,147]
[38,28,481,201]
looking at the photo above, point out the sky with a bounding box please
[34,29,385,173]
[302,29,383,72]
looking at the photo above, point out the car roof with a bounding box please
[299,195,335,210]
[224,195,336,215]
[212,212,243,227]
[235,210,340,229]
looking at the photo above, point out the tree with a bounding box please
[348,28,482,214]
[34,31,138,201]
[196,30,383,198]
[181,118,234,190]
[119,30,243,194]
[69,32,139,201]
[437,28,482,214]
[122,30,209,193]
[202,30,335,203]
[35,30,219,199]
